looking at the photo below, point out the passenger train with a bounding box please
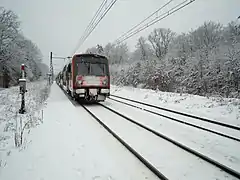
[56,53,110,102]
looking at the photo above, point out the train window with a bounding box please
[76,62,106,76]
[90,63,106,76]
[77,62,90,75]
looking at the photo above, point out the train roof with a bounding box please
[63,53,108,67]
[73,53,107,59]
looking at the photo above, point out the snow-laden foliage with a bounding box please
[86,43,130,65]
[0,7,48,86]
[88,20,240,98]
[0,80,50,167]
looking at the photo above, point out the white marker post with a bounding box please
[19,64,27,114]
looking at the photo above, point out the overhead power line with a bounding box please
[115,0,174,43]
[116,0,196,44]
[75,0,118,53]
[81,0,107,38]
[71,0,118,55]
[71,0,107,55]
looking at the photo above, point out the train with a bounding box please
[56,53,110,102]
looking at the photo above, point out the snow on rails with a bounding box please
[56,69,240,180]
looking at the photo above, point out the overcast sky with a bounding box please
[1,0,240,72]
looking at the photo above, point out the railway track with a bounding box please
[108,96,240,143]
[59,85,240,179]
[59,86,168,179]
[96,103,240,179]
[81,104,168,180]
[110,95,240,131]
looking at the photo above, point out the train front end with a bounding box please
[73,54,110,102]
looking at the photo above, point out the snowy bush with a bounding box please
[0,80,50,165]
[0,7,48,87]
[88,20,240,98]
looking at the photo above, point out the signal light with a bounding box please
[21,64,25,71]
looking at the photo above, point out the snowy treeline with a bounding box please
[87,21,240,98]
[0,7,48,87]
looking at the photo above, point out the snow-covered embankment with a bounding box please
[0,80,50,168]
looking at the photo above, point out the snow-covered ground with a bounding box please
[0,81,50,170]
[0,82,239,180]
[0,83,159,180]
[110,85,240,126]
[103,98,240,175]
[85,104,239,180]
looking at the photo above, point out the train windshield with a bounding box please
[76,56,108,76]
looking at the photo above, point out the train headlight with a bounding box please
[102,78,108,85]
[77,80,82,85]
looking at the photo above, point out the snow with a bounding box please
[0,81,49,167]
[1,82,240,180]
[110,95,240,141]
[0,83,159,180]
[85,104,238,180]
[108,85,240,177]
[103,98,240,174]
[110,85,240,126]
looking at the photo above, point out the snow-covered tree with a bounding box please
[85,46,98,54]
[133,37,152,61]
[0,7,20,53]
[148,28,175,60]
[0,7,45,86]
[85,20,240,98]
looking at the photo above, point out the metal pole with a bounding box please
[50,52,53,84]
[49,53,71,85]
[20,92,25,113]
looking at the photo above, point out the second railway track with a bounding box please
[108,96,240,142]
[81,102,240,180]
[110,94,240,131]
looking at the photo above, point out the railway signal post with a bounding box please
[49,52,54,85]
[47,73,52,85]
[49,51,72,85]
[19,64,27,114]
